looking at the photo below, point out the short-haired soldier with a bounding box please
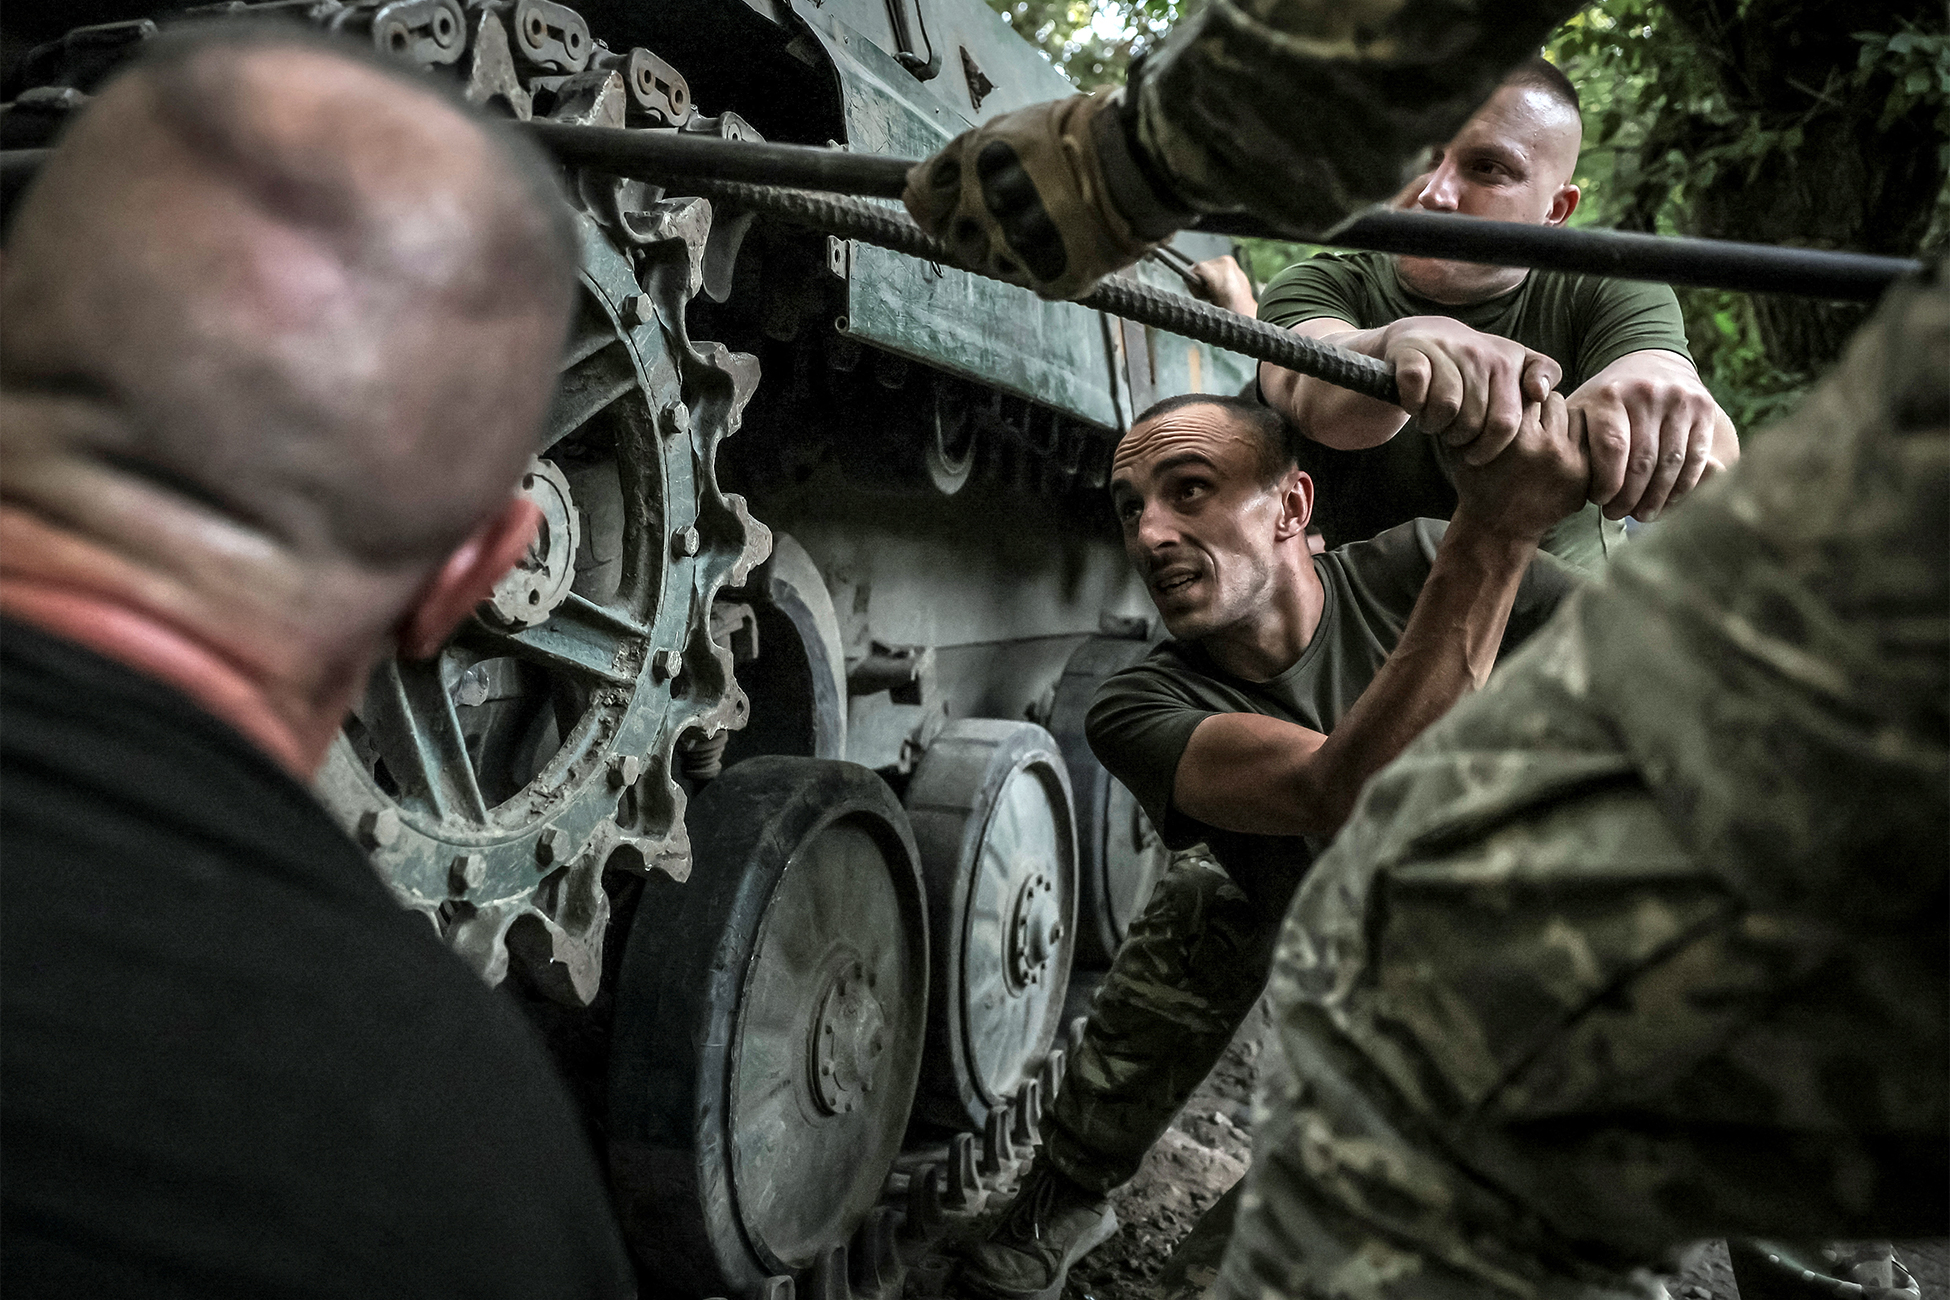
[954,389,1591,1300]
[1258,59,1740,573]
[0,29,635,1296]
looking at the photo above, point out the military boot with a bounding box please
[957,1163,1118,1300]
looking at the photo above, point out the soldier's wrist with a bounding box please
[1445,506,1548,556]
[1094,85,1195,242]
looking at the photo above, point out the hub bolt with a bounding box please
[673,526,701,557]
[609,754,642,788]
[357,807,400,850]
[450,853,486,893]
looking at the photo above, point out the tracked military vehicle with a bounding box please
[3,3,1253,1292]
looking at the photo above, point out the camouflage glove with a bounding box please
[903,89,1192,301]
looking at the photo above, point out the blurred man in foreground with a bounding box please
[0,28,636,1296]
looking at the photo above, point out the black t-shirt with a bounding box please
[1085,520,1579,914]
[0,620,636,1298]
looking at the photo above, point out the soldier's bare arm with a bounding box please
[1172,395,1588,837]
[1572,348,1739,521]
[1260,315,1559,456]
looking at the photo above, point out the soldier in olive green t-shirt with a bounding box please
[955,387,1591,1300]
[1257,61,1738,576]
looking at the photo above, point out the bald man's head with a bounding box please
[1,25,578,569]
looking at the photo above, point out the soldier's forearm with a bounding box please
[1259,325,1410,452]
[1125,0,1584,231]
[1301,519,1532,831]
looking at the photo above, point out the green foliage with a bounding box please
[988,0,1185,89]
[1855,23,1950,151]
[1549,2,1948,434]
[1670,287,1810,432]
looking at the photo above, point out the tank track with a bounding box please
[283,0,773,1005]
[764,1026,1087,1300]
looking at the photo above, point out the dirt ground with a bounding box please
[1041,1002,1946,1300]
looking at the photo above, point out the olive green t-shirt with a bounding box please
[1084,518,1580,914]
[1258,250,1694,575]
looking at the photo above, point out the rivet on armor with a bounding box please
[357,806,400,849]
[450,853,487,893]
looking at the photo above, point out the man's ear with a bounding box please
[396,497,542,661]
[1547,184,1581,227]
[1273,469,1314,541]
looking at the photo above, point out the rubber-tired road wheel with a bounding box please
[1048,635,1170,968]
[907,719,1078,1131]
[606,757,929,1295]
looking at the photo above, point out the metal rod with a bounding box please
[522,123,915,198]
[505,129,1922,302]
[1,134,1924,301]
[1197,208,1919,303]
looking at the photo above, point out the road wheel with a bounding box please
[1049,635,1171,968]
[606,757,928,1295]
[906,720,1078,1130]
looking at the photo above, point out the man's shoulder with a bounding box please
[1527,265,1682,324]
[1260,251,1391,327]
[1093,638,1225,708]
[1324,519,1446,592]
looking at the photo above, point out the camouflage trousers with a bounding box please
[1208,270,1950,1300]
[1042,847,1280,1196]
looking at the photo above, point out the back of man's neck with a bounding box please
[0,507,337,779]
[1,578,318,777]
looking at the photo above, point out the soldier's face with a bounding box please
[1394,84,1583,303]
[1109,407,1310,641]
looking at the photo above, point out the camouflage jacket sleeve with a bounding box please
[1125,0,1584,232]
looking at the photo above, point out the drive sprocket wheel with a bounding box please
[315,189,769,1005]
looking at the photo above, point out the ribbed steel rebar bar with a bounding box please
[2,135,1924,301]
[498,129,1920,303]
[686,179,1402,404]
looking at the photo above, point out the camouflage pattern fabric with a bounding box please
[1043,846,1276,1195]
[1127,0,1583,233]
[1209,267,1949,1300]
[1158,1183,1242,1300]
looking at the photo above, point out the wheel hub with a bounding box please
[481,457,580,630]
[1005,868,1064,991]
[808,951,887,1115]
